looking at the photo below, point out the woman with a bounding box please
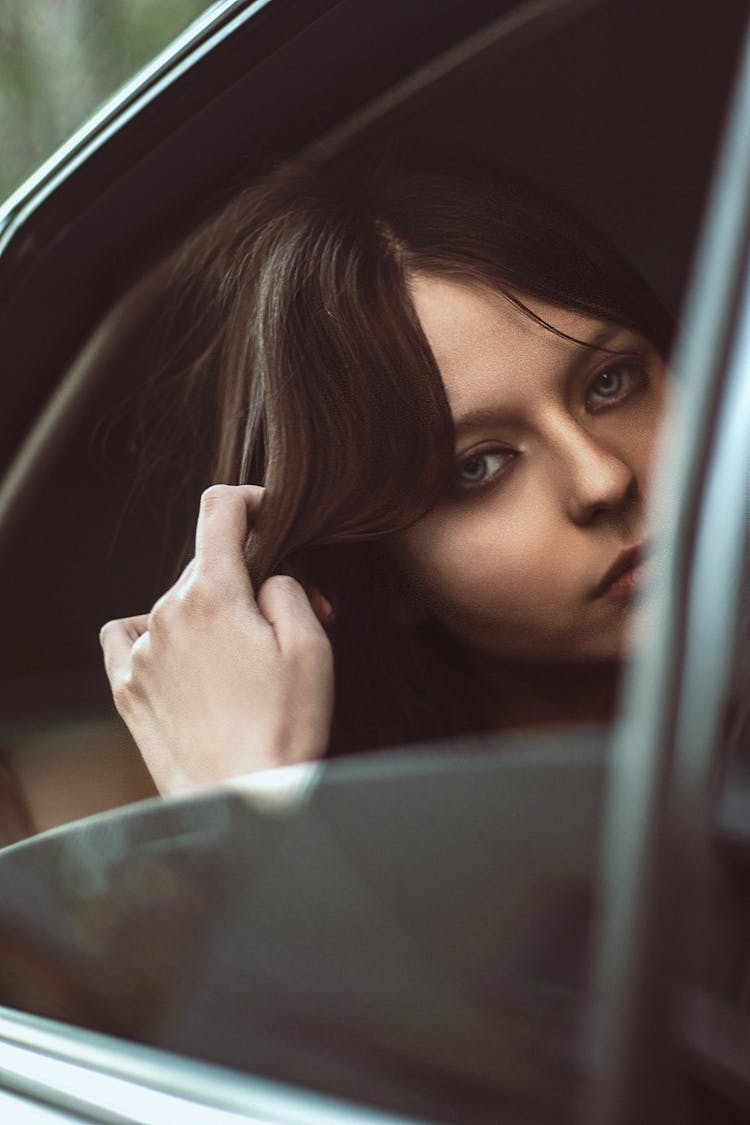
[99,150,672,795]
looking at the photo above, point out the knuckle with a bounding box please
[180,574,222,616]
[111,674,139,714]
[98,620,115,646]
[128,634,149,668]
[147,595,173,631]
[200,483,233,508]
[257,575,299,619]
[267,574,301,597]
[127,637,152,682]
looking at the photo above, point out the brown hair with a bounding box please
[166,149,672,755]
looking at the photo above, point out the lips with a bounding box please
[592,543,646,599]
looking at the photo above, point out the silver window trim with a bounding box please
[0,1,273,249]
[0,1006,430,1125]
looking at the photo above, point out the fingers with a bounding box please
[99,615,150,688]
[194,485,265,594]
[257,575,332,658]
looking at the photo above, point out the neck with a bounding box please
[466,652,622,733]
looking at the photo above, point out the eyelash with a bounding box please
[452,356,651,495]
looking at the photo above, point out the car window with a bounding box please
[1,0,745,836]
[0,0,211,200]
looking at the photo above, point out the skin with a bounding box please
[100,275,669,793]
[100,486,334,794]
[391,274,670,726]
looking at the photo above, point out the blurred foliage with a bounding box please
[0,0,210,201]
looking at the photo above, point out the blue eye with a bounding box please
[586,362,646,410]
[593,369,623,398]
[455,448,514,491]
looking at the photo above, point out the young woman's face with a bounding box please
[390,274,671,665]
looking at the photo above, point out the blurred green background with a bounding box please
[0,0,210,201]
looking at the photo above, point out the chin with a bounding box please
[528,633,629,667]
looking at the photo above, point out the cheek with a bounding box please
[395,498,565,629]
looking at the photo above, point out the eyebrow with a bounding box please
[453,406,512,438]
[451,324,641,438]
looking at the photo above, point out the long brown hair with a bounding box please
[166,149,672,755]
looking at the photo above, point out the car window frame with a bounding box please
[0,1003,431,1125]
[590,13,750,1119]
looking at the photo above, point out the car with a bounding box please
[0,0,749,1122]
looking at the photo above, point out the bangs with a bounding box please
[237,191,456,584]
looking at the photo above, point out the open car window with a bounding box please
[1,0,746,830]
[0,0,216,200]
[1,0,750,1122]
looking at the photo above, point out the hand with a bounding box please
[100,485,334,796]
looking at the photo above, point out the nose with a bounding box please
[554,422,638,525]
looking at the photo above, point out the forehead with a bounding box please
[408,272,613,417]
